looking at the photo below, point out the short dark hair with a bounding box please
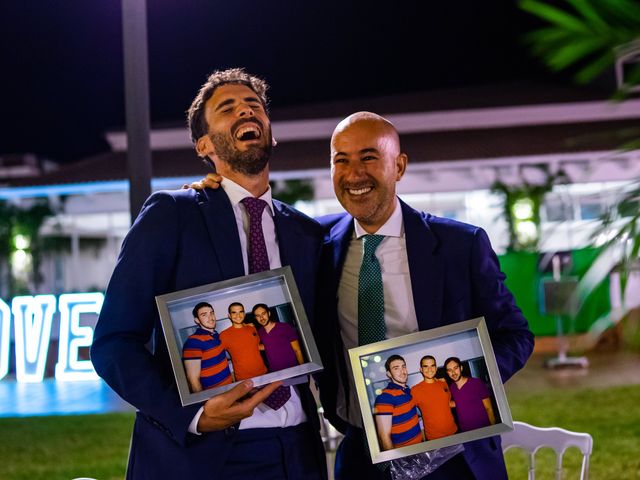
[251,303,270,316]
[444,356,462,369]
[192,302,213,319]
[384,354,405,372]
[228,302,244,314]
[420,355,436,367]
[187,67,269,143]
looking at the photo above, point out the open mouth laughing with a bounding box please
[232,120,263,142]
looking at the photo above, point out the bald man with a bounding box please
[314,112,533,480]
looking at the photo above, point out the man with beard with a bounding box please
[444,357,496,432]
[315,112,534,480]
[91,69,326,480]
[252,303,304,371]
[373,355,423,451]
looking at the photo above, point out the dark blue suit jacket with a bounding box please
[91,187,325,479]
[314,199,534,480]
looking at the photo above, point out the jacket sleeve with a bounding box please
[469,228,535,382]
[90,191,200,446]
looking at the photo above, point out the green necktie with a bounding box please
[358,234,386,345]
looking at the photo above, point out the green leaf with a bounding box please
[520,0,592,33]
[523,27,572,54]
[565,0,609,31]
[546,36,609,70]
[599,0,640,25]
[575,49,615,83]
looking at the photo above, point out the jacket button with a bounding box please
[225,425,236,436]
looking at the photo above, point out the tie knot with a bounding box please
[241,197,268,219]
[363,234,384,256]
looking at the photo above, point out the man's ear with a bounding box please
[386,371,392,381]
[196,135,215,158]
[395,153,408,181]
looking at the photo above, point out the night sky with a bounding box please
[1,1,554,164]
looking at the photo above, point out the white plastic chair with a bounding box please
[318,406,343,452]
[501,421,593,480]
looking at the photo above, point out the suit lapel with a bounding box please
[327,214,355,290]
[401,200,445,330]
[273,200,298,267]
[197,188,245,280]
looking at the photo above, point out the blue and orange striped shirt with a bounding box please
[182,328,232,390]
[374,382,422,448]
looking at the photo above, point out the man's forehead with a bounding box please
[331,123,396,154]
[207,83,260,107]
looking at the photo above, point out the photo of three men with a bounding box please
[182,301,303,393]
[372,354,498,452]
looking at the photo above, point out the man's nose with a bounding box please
[344,160,366,178]
[237,103,255,117]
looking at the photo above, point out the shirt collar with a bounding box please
[220,177,275,216]
[195,327,218,337]
[386,381,411,393]
[353,197,403,239]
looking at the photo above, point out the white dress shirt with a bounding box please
[336,197,419,426]
[189,178,306,433]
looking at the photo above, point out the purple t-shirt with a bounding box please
[258,322,299,372]
[450,377,491,432]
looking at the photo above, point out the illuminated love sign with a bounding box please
[0,292,104,383]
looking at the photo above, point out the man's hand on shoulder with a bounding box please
[196,379,282,432]
[182,172,223,191]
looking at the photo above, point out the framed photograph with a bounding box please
[349,317,513,464]
[156,266,323,406]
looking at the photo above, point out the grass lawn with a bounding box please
[0,385,639,479]
[505,384,640,479]
[0,412,133,480]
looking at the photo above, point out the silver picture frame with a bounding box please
[156,266,323,406]
[349,317,513,464]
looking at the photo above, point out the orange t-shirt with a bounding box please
[411,379,458,440]
[220,325,267,380]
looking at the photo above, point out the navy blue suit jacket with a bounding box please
[91,187,324,479]
[314,199,534,480]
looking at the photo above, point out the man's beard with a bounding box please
[209,132,272,176]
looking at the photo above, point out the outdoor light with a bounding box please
[14,234,30,250]
[365,378,371,385]
[373,355,381,363]
[512,198,534,220]
[11,250,29,270]
[515,220,539,244]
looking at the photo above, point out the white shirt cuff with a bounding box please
[188,407,204,435]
